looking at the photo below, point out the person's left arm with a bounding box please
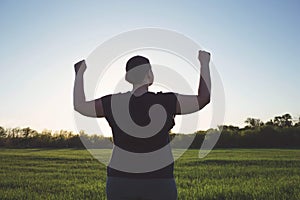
[73,60,105,118]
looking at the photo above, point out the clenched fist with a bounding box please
[198,50,211,65]
[74,60,87,74]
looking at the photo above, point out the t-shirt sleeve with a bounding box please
[95,94,112,118]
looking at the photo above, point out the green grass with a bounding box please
[0,149,299,200]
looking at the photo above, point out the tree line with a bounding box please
[0,113,299,149]
[189,113,300,148]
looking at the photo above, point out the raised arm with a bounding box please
[175,50,211,114]
[73,60,105,117]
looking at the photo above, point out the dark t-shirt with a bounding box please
[101,91,177,179]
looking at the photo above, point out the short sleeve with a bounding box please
[95,94,112,118]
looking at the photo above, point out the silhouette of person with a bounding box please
[73,50,211,200]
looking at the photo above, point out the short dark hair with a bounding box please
[126,56,150,72]
[125,56,151,84]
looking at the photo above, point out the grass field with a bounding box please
[0,148,299,200]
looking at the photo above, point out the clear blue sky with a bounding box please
[0,0,299,134]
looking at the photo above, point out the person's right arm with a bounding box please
[175,50,211,115]
[73,60,105,118]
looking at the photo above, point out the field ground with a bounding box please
[0,148,299,200]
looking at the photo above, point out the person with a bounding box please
[73,50,211,200]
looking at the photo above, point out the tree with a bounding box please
[6,128,12,138]
[265,120,274,126]
[282,114,293,127]
[11,127,21,138]
[0,126,6,138]
[245,118,264,128]
[22,127,31,138]
[274,114,292,127]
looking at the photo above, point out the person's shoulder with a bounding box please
[154,92,177,111]
[153,92,178,101]
[101,92,131,107]
[155,91,177,96]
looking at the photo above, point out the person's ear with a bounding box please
[146,71,150,79]
[145,70,151,81]
[146,70,154,85]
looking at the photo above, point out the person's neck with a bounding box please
[131,84,149,96]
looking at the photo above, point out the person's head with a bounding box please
[125,55,154,86]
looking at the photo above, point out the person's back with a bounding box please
[73,51,211,200]
[102,91,177,179]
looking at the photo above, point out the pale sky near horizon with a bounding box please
[0,0,299,136]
